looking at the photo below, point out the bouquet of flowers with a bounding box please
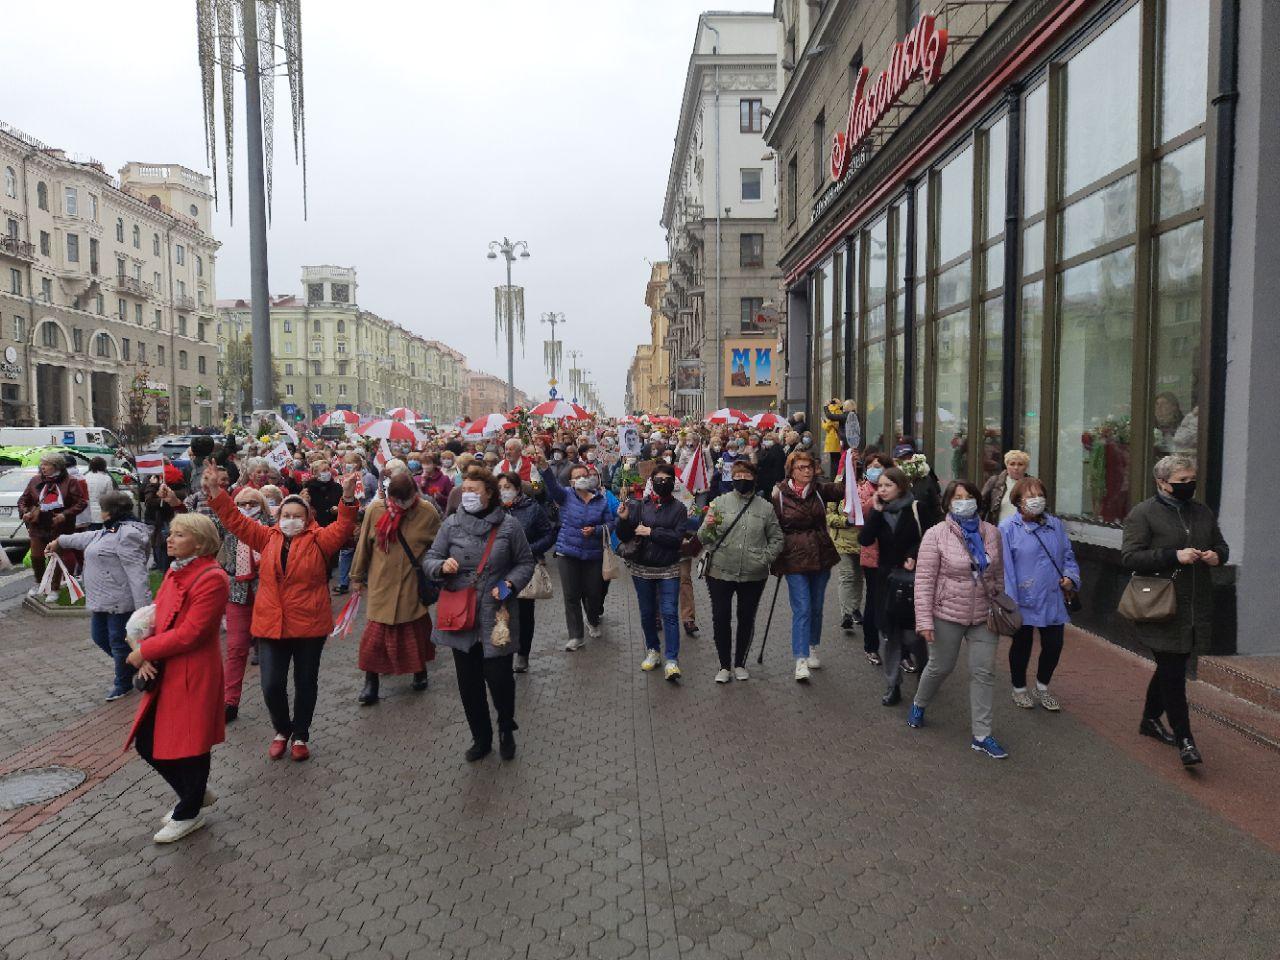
[507,405,533,442]
[898,453,933,481]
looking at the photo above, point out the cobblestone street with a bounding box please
[1,573,1278,960]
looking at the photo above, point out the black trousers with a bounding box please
[558,555,605,640]
[258,636,326,743]
[452,643,517,746]
[861,566,882,654]
[517,598,536,658]
[1008,623,1066,688]
[1143,650,1192,741]
[134,710,210,822]
[706,576,766,669]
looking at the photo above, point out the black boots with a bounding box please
[1179,737,1203,766]
[499,730,516,760]
[1138,717,1176,746]
[882,684,902,706]
[358,672,379,705]
[840,614,853,632]
[465,741,492,762]
[224,704,238,723]
[411,671,429,692]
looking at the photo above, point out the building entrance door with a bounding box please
[35,364,66,425]
[91,371,118,429]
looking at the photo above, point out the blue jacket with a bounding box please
[543,468,615,561]
[999,513,1081,628]
[506,494,556,559]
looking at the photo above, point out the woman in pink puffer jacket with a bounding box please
[908,479,1008,759]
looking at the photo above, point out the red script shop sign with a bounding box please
[830,14,949,181]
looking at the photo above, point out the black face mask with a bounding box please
[652,477,675,497]
[733,478,755,496]
[1168,480,1197,502]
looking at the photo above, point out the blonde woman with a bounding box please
[980,450,1031,525]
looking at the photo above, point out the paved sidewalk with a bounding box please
[0,572,1278,959]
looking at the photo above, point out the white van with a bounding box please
[0,425,125,451]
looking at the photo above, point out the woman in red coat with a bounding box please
[125,513,229,844]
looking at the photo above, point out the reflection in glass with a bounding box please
[1055,246,1135,521]
[1156,138,1206,222]
[1063,6,1140,195]
[913,319,925,447]
[938,145,974,265]
[985,242,1004,293]
[915,181,929,278]
[1020,283,1043,459]
[936,259,972,312]
[830,252,843,398]
[819,261,834,407]
[812,268,827,409]
[865,339,885,450]
[1023,220,1044,277]
[1152,220,1203,462]
[1023,85,1048,218]
[868,218,888,306]
[981,299,1004,480]
[985,117,1008,240]
[1061,174,1137,261]
[1160,0,1210,144]
[893,202,907,294]
[866,302,886,341]
[934,309,970,484]
[892,330,905,444]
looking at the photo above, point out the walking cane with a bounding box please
[754,575,783,665]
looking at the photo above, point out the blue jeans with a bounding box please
[91,611,135,690]
[336,546,354,588]
[785,569,831,659]
[632,576,681,662]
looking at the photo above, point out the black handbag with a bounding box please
[398,530,441,607]
[615,499,644,561]
[885,567,917,627]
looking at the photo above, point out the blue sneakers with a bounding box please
[907,704,925,728]
[971,735,1009,759]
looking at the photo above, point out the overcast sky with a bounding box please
[6,0,773,415]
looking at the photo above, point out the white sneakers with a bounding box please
[154,814,206,844]
[806,650,821,670]
[733,666,750,681]
[714,668,732,684]
[663,661,681,682]
[44,593,59,604]
[794,658,811,682]
[586,620,603,640]
[162,790,216,825]
[26,586,39,597]
[565,637,585,652]
[641,650,661,672]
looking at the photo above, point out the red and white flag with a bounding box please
[678,443,709,494]
[331,594,362,639]
[842,449,865,526]
[134,453,164,476]
[374,439,393,469]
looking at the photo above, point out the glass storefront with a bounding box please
[806,0,1210,526]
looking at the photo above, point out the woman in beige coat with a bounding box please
[350,471,442,705]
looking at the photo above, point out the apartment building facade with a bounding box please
[626,260,672,415]
[0,122,220,435]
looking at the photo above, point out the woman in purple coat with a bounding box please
[999,477,1081,713]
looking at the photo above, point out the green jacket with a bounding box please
[825,500,861,556]
[697,491,784,582]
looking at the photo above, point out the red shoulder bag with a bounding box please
[434,526,500,632]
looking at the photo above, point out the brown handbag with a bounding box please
[1117,573,1178,623]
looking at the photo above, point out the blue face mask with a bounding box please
[865,466,884,483]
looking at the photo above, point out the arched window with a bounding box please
[3,167,15,199]
[115,218,124,242]
[132,225,140,248]
[179,350,188,370]
[95,333,111,358]
[36,182,48,210]
[195,255,203,277]
[336,319,345,333]
[189,204,198,218]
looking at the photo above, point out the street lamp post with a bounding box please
[541,311,564,399]
[566,349,583,404]
[487,237,530,409]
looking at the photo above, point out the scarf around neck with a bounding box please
[375,498,412,552]
[955,514,989,573]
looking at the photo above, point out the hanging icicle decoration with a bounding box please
[494,286,528,358]
[196,0,308,223]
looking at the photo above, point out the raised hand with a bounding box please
[200,463,220,497]
[339,471,358,500]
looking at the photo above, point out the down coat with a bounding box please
[914,516,1004,633]
[542,468,614,561]
[770,480,844,576]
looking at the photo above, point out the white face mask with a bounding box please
[762,440,775,448]
[237,504,261,518]
[278,517,305,537]
[461,491,484,513]
[1022,496,1047,516]
[573,476,597,492]
[950,499,978,520]
[441,461,454,471]
[586,451,597,462]
[318,471,332,483]
[499,488,518,505]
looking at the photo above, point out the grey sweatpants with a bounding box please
[835,554,864,618]
[913,618,998,739]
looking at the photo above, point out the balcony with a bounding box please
[174,294,195,311]
[116,275,154,298]
[0,236,36,262]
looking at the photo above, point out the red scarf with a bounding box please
[375,499,407,552]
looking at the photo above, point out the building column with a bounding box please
[1223,0,1280,654]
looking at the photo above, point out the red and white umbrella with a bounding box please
[464,414,516,437]
[748,412,785,430]
[529,399,590,420]
[317,409,360,426]
[385,407,422,422]
[355,419,419,443]
[705,407,749,425]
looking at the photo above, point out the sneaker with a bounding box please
[153,814,205,844]
[683,621,700,638]
[513,655,529,674]
[641,650,661,672]
[733,666,750,682]
[26,586,39,597]
[465,741,492,762]
[714,668,732,684]
[565,637,586,652]
[851,611,863,626]
[290,741,310,762]
[1037,689,1061,712]
[45,593,60,604]
[901,654,918,674]
[865,651,882,666]
[586,621,602,640]
[907,703,925,728]
[268,735,289,760]
[840,614,853,631]
[1011,689,1035,709]
[664,660,681,682]
[971,735,1009,760]
[162,790,217,825]
[794,658,810,682]
[332,584,349,595]
[105,685,131,702]
[806,650,821,670]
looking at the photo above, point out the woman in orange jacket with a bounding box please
[204,463,358,762]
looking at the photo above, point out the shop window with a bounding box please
[864,340,886,451]
[934,310,970,484]
[1159,0,1210,144]
[1061,175,1137,261]
[1151,219,1203,462]
[1055,247,1135,521]
[1156,138,1206,221]
[979,300,1004,480]
[1022,85,1048,220]
[741,168,762,202]
[1063,6,1140,198]
[740,233,764,269]
[937,146,974,266]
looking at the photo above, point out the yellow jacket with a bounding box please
[822,402,843,453]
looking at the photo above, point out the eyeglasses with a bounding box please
[793,464,815,472]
